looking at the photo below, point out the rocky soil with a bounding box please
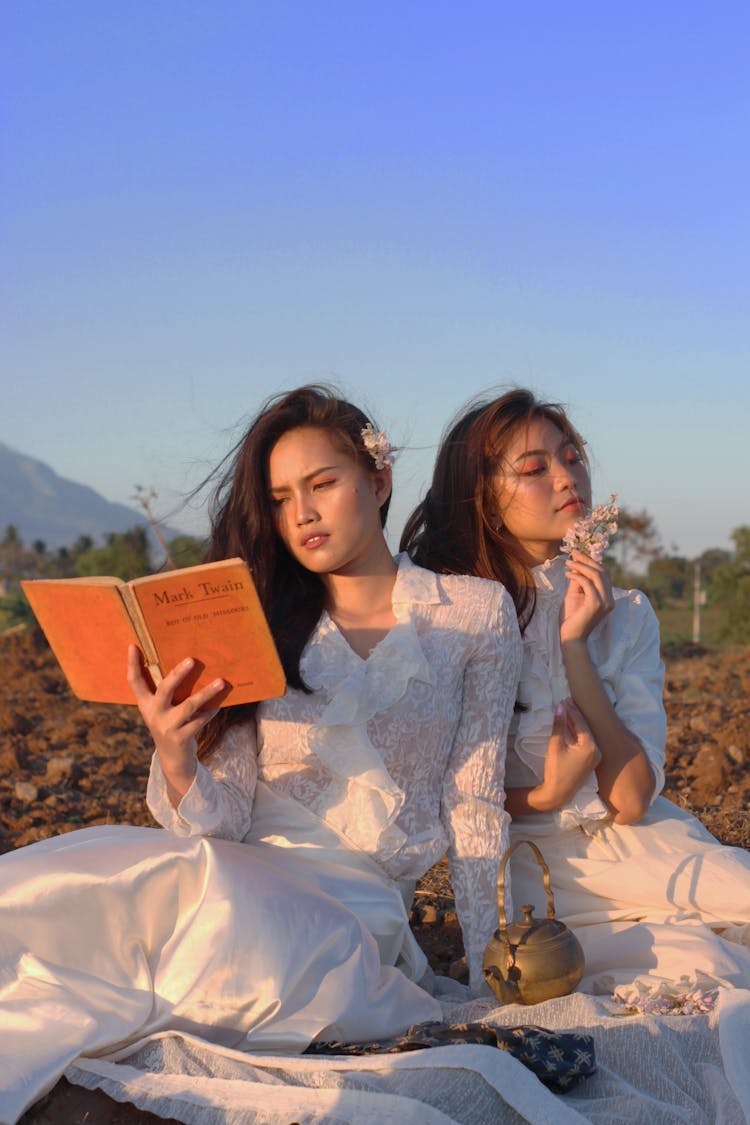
[1,626,748,1123]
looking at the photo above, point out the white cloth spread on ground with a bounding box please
[63,988,750,1124]
[0,555,522,1125]
[506,555,750,995]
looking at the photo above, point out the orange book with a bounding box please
[21,558,286,707]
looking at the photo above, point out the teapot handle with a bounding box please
[497,838,557,928]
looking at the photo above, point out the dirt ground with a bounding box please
[2,626,749,1124]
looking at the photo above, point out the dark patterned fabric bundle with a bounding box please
[306,1020,596,1092]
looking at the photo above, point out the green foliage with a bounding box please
[0,591,34,631]
[714,526,750,642]
[717,576,750,643]
[167,534,207,569]
[0,524,24,580]
[0,526,208,629]
[697,547,732,601]
[607,507,661,582]
[655,602,722,646]
[642,555,689,607]
[75,527,152,581]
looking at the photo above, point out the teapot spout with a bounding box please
[483,963,522,1005]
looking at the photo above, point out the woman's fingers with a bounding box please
[561,554,615,644]
[126,644,150,700]
[557,699,601,768]
[131,650,225,708]
[179,678,227,721]
[155,656,202,706]
[565,552,614,609]
[127,647,194,706]
[127,646,225,729]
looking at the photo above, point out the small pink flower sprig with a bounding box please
[561,493,618,563]
[615,987,718,1017]
[361,424,396,470]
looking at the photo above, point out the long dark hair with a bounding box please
[400,388,587,632]
[198,384,390,757]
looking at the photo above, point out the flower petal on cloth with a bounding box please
[613,971,725,1014]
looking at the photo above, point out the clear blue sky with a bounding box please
[3,1,749,559]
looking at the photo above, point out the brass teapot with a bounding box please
[483,839,585,1005]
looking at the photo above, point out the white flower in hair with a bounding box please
[360,423,396,470]
[561,493,619,563]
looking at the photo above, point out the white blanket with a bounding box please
[65,988,750,1125]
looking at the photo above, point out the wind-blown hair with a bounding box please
[198,384,390,757]
[400,388,587,632]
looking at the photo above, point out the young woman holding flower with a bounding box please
[403,387,750,996]
[0,386,522,1124]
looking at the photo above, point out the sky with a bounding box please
[3,1,749,561]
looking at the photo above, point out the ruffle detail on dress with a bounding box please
[557,786,610,832]
[302,606,435,861]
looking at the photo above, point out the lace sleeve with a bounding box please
[146,720,258,840]
[442,585,522,995]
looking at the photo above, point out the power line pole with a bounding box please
[692,561,703,643]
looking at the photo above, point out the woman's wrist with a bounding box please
[156,750,198,798]
[560,634,589,655]
[527,784,559,813]
[507,783,560,815]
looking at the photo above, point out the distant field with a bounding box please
[655,602,723,646]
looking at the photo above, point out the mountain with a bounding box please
[0,442,183,551]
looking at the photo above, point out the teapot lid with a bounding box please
[501,903,571,946]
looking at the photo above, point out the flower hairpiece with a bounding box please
[561,493,618,563]
[360,423,396,470]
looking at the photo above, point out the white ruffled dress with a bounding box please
[0,554,521,1125]
[506,556,750,994]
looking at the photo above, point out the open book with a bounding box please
[21,558,286,707]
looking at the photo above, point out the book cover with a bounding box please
[21,559,286,707]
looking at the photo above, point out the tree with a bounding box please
[75,527,152,581]
[696,547,732,603]
[167,534,207,569]
[643,555,689,606]
[54,545,77,579]
[606,508,661,584]
[72,535,94,557]
[0,525,24,582]
[713,526,750,642]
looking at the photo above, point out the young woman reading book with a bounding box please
[0,386,521,1123]
[402,388,750,997]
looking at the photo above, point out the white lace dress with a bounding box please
[506,555,750,995]
[0,554,521,1125]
